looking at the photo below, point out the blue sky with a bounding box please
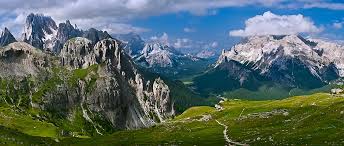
[0,0,344,53]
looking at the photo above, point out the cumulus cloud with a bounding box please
[229,11,321,37]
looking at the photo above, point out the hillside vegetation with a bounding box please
[60,92,344,145]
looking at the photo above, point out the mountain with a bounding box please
[196,50,216,59]
[135,42,183,68]
[193,35,343,98]
[116,32,145,57]
[117,33,215,78]
[133,42,215,78]
[0,27,17,47]
[22,13,58,50]
[0,37,175,136]
[22,13,112,53]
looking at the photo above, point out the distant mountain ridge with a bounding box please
[117,33,215,78]
[193,35,343,98]
[22,13,112,53]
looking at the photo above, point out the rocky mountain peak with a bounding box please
[0,27,17,47]
[135,42,176,68]
[21,13,112,53]
[22,13,58,50]
[83,28,112,46]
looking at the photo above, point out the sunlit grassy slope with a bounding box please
[0,107,58,139]
[61,92,344,145]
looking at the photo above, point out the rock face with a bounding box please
[22,13,58,50]
[0,28,17,47]
[0,42,48,77]
[22,13,112,53]
[309,38,344,77]
[0,37,174,135]
[57,38,175,129]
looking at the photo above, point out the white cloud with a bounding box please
[173,38,193,48]
[333,20,344,29]
[150,32,169,45]
[202,41,219,49]
[304,2,344,10]
[183,27,196,33]
[333,22,343,29]
[210,41,218,48]
[229,11,321,37]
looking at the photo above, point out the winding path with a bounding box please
[215,120,247,146]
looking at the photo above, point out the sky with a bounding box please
[0,0,344,53]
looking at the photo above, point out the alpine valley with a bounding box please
[0,9,343,146]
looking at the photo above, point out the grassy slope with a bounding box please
[224,84,335,100]
[0,125,55,145]
[62,92,344,145]
[0,107,58,139]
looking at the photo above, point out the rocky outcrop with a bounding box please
[57,38,174,129]
[59,37,95,69]
[0,28,17,47]
[83,28,112,46]
[0,42,48,77]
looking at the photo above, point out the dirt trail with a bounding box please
[215,120,247,146]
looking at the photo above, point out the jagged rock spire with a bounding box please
[0,27,17,47]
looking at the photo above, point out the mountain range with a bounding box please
[0,14,182,137]
[117,33,215,78]
[22,14,112,53]
[193,35,344,99]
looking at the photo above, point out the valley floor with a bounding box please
[1,93,344,145]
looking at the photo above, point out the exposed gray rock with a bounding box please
[0,42,49,77]
[57,38,174,129]
[0,28,17,47]
[22,13,58,50]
